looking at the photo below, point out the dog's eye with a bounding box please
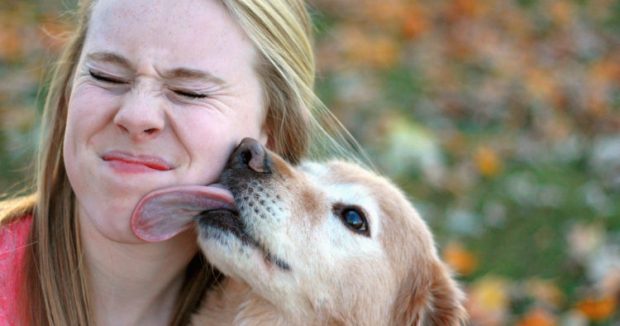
[334,205,370,237]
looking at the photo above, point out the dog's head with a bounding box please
[197,138,466,324]
[131,138,466,325]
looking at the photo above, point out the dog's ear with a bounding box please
[392,261,466,325]
[423,261,467,325]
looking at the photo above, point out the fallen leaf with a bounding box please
[517,307,557,326]
[443,242,479,276]
[474,146,502,177]
[575,295,617,321]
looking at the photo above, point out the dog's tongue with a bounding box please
[131,185,235,242]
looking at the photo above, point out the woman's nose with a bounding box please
[113,91,165,141]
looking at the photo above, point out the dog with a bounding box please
[131,138,466,325]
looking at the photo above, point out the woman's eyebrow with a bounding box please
[86,51,133,70]
[85,51,227,86]
[160,68,227,87]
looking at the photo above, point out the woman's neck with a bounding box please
[79,208,199,326]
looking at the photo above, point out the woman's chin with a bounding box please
[76,200,140,243]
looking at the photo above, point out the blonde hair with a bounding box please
[223,0,365,164]
[0,0,364,325]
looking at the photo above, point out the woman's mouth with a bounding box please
[102,151,173,173]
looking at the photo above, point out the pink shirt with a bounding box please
[0,216,32,326]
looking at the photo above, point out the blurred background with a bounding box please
[1,0,619,324]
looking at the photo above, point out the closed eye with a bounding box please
[89,70,128,84]
[172,89,209,99]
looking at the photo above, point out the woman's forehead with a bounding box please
[85,0,257,73]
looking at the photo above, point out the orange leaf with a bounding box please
[517,308,557,326]
[474,146,502,178]
[443,242,478,276]
[576,295,617,321]
[401,6,429,40]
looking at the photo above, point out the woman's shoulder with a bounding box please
[0,215,33,275]
[0,214,32,324]
[0,194,36,225]
[0,214,33,277]
[0,214,33,252]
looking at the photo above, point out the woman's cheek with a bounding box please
[173,111,237,184]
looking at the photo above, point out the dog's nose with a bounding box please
[229,138,271,174]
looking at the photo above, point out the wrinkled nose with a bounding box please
[113,91,165,142]
[228,138,271,174]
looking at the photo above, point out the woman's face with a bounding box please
[63,0,268,243]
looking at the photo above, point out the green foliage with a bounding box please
[1,0,619,323]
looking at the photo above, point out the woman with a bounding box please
[0,0,360,324]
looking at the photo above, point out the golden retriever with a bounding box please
[131,138,466,325]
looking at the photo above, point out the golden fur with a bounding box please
[192,150,467,325]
